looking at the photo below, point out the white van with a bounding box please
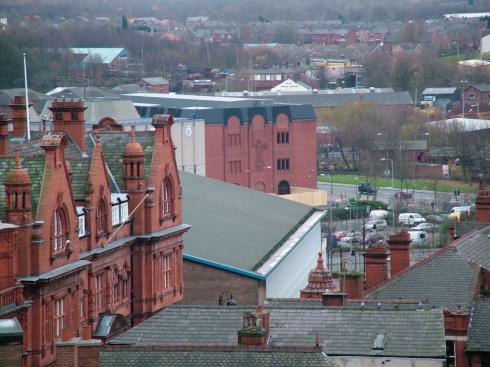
[408,230,429,245]
[370,210,389,220]
[450,206,472,215]
[398,213,426,226]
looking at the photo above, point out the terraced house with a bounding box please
[0,97,190,367]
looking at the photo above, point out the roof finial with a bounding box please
[130,126,136,143]
[15,150,21,169]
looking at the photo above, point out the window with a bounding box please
[55,111,63,120]
[113,270,120,305]
[229,160,242,174]
[71,111,78,120]
[277,158,290,171]
[161,178,173,217]
[94,273,104,312]
[55,297,64,339]
[277,132,289,144]
[446,341,455,367]
[228,133,241,147]
[469,93,475,100]
[163,254,171,290]
[52,207,66,251]
[96,199,107,235]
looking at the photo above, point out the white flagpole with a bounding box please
[23,52,31,141]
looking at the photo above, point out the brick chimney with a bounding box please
[364,241,391,290]
[475,178,490,223]
[152,114,174,146]
[321,291,347,306]
[238,306,270,346]
[9,96,31,138]
[387,229,412,277]
[49,99,87,151]
[0,113,9,157]
[300,252,336,299]
[339,271,364,299]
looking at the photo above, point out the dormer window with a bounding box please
[96,199,108,236]
[52,207,67,251]
[160,177,174,219]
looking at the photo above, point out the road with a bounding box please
[317,182,474,206]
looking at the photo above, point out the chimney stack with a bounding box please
[49,99,87,151]
[9,96,31,138]
[238,306,269,346]
[321,291,346,306]
[387,229,412,277]
[0,113,9,157]
[339,271,364,299]
[364,241,391,290]
[475,179,490,223]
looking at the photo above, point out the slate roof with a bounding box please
[367,247,478,312]
[70,159,91,201]
[101,347,336,367]
[108,305,446,358]
[87,131,155,191]
[0,155,46,220]
[467,297,490,352]
[181,171,316,274]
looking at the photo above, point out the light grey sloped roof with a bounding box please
[181,171,316,274]
[367,249,477,312]
[249,91,414,107]
[108,305,446,358]
[100,348,337,367]
[455,226,490,270]
[422,88,457,95]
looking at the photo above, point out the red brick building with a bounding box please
[0,97,189,367]
[129,94,318,194]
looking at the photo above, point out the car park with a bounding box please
[370,210,389,220]
[408,230,429,246]
[334,231,348,241]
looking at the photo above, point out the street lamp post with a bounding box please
[381,157,395,228]
[460,80,468,118]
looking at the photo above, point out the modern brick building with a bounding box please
[125,93,318,194]
[0,97,189,367]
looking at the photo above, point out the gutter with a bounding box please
[182,254,265,281]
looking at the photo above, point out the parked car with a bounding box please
[394,191,413,199]
[334,231,348,241]
[370,210,389,220]
[426,214,444,224]
[366,231,384,244]
[398,213,426,226]
[342,231,362,244]
[364,219,387,231]
[411,222,437,231]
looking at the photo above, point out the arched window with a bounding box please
[160,177,173,218]
[52,207,66,251]
[96,199,108,235]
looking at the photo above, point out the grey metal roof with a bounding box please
[101,347,337,367]
[367,249,477,312]
[467,297,490,352]
[422,88,458,95]
[181,171,316,274]
[248,92,414,107]
[140,77,169,85]
[108,305,446,358]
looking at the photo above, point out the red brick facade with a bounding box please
[0,99,189,367]
[205,113,317,194]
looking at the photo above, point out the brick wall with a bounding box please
[183,261,264,305]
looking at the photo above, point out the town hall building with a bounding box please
[0,96,189,367]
